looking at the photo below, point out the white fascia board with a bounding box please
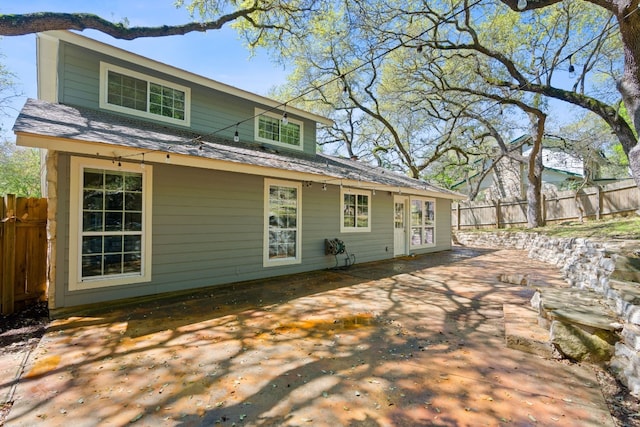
[37,31,333,126]
[36,34,59,102]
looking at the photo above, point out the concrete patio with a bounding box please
[4,247,615,426]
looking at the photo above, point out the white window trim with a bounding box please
[340,188,372,233]
[99,62,191,127]
[254,108,304,151]
[69,157,153,291]
[263,179,302,267]
[409,197,436,249]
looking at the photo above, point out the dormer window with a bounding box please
[100,62,191,126]
[255,108,303,150]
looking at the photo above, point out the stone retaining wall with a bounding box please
[454,230,640,396]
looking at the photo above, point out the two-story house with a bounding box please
[13,31,460,311]
[451,135,625,201]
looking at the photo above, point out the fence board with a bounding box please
[454,180,640,229]
[0,195,47,314]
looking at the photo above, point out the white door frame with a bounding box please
[393,195,409,256]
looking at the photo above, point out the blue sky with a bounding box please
[0,1,288,139]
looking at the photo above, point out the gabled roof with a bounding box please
[14,99,462,200]
[38,31,332,126]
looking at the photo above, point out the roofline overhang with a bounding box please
[17,132,462,200]
[36,30,334,127]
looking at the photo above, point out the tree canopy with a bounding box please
[0,140,41,197]
[0,0,637,224]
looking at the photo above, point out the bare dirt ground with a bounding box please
[0,302,48,425]
[0,298,639,425]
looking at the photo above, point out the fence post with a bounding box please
[542,193,547,224]
[495,199,501,229]
[2,194,16,315]
[596,186,602,220]
[456,202,461,230]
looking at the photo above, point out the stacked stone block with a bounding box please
[454,230,640,397]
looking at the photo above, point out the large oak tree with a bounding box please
[501,0,640,190]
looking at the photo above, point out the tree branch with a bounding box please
[0,10,260,39]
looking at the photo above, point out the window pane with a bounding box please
[425,227,434,244]
[104,254,123,274]
[82,255,103,277]
[343,194,355,227]
[150,92,161,104]
[104,235,123,253]
[411,227,422,245]
[281,122,301,146]
[125,192,143,211]
[411,200,423,226]
[356,195,369,227]
[83,190,103,210]
[107,70,147,112]
[82,236,103,254]
[268,184,298,260]
[84,171,103,189]
[124,174,142,191]
[105,212,123,231]
[150,103,161,115]
[105,191,124,210]
[124,213,142,231]
[105,173,123,190]
[124,235,141,252]
[395,203,404,229]
[83,212,103,232]
[123,253,141,273]
[259,116,280,142]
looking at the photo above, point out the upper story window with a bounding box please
[100,62,191,126]
[341,188,371,233]
[255,108,304,150]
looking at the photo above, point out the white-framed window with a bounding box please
[69,157,152,290]
[99,62,191,126]
[410,197,436,248]
[255,108,304,150]
[264,179,302,267]
[341,188,371,233]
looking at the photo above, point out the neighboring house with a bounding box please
[452,135,617,200]
[14,31,461,310]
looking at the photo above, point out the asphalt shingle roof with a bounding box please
[14,98,461,198]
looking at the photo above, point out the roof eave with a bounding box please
[16,131,462,199]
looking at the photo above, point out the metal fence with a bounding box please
[452,179,640,229]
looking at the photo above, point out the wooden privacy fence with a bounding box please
[453,179,640,229]
[1,194,47,315]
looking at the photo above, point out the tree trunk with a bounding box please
[616,1,640,190]
[526,115,546,228]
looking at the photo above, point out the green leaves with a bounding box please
[0,140,41,198]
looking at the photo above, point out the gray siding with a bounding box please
[54,156,452,308]
[58,42,317,156]
[434,198,452,251]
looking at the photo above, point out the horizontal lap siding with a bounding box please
[434,198,452,251]
[152,165,265,291]
[338,191,394,263]
[55,156,453,308]
[59,43,317,156]
[59,43,100,108]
